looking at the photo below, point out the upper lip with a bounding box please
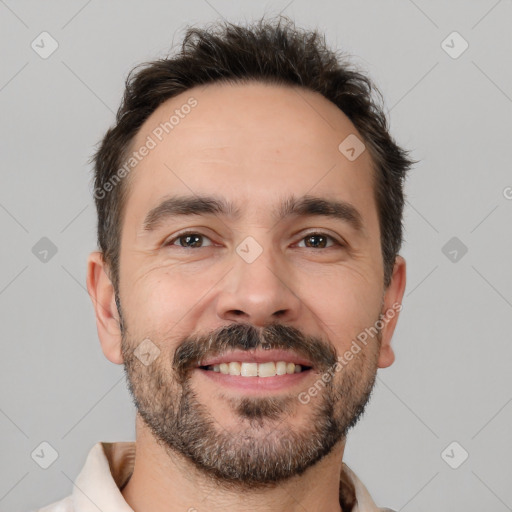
[198,349,314,368]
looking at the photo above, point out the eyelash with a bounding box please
[163,230,344,250]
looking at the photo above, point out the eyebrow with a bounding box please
[142,193,364,233]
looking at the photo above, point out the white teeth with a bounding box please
[228,362,241,375]
[240,362,258,376]
[276,361,287,375]
[258,361,276,377]
[206,361,309,377]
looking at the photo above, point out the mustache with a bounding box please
[172,322,338,382]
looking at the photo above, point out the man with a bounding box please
[39,16,411,512]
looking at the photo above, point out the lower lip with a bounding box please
[195,368,314,393]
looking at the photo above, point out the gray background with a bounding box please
[1,1,511,511]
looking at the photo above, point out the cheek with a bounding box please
[302,270,382,344]
[126,266,216,334]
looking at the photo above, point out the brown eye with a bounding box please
[298,233,342,249]
[165,232,213,248]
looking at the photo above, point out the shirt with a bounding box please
[35,442,396,512]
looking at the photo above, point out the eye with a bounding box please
[163,231,344,250]
[296,232,343,249]
[164,231,214,249]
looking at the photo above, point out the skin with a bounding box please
[87,81,406,512]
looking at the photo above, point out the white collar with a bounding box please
[70,442,386,512]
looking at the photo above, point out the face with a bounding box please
[97,81,405,489]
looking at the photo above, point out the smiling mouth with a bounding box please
[198,361,312,377]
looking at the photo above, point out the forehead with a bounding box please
[123,81,377,230]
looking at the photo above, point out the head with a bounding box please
[87,16,411,507]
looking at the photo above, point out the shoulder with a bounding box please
[342,462,396,512]
[32,495,73,512]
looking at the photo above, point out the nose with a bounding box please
[216,241,303,327]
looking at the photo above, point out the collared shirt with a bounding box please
[35,442,396,512]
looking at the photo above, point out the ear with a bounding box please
[377,255,406,368]
[86,251,124,365]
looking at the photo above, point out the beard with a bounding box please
[119,299,381,491]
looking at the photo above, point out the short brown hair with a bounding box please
[91,16,413,293]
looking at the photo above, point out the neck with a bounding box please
[121,415,346,512]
